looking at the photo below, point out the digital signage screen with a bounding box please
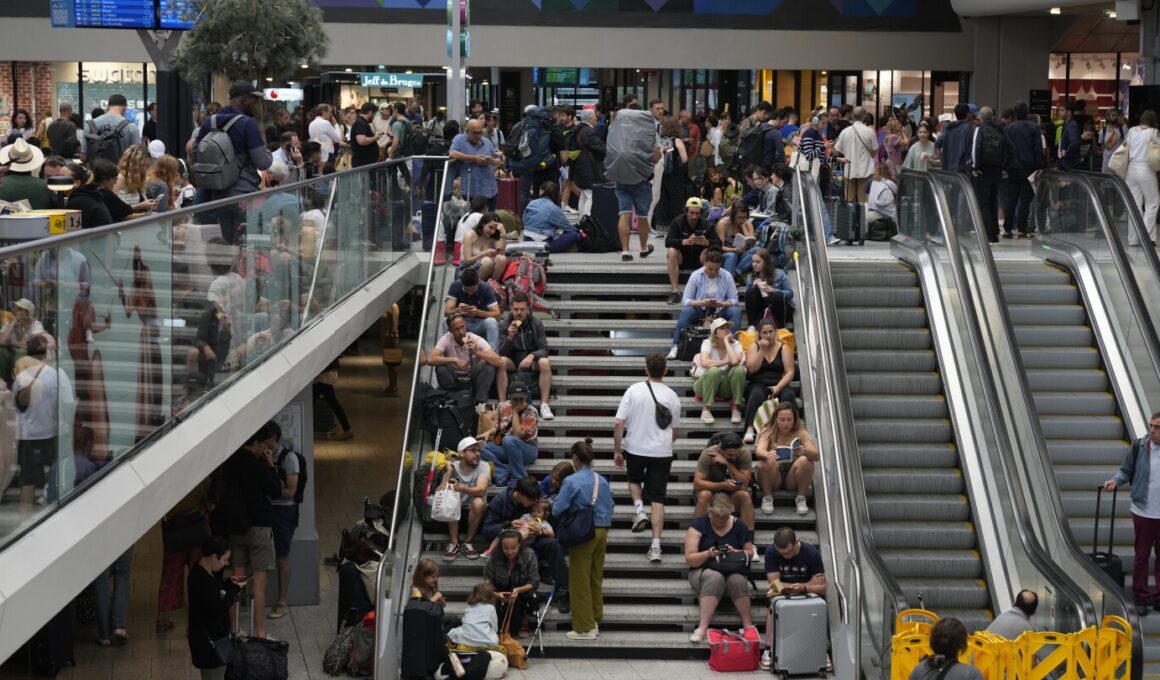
[73,0,155,28]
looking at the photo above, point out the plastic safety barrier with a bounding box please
[890,611,1132,680]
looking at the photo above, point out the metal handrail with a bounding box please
[1075,169,1160,296]
[898,169,1096,634]
[374,160,453,680]
[794,169,909,675]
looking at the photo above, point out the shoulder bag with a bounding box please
[15,364,45,413]
[1147,131,1160,172]
[645,380,673,429]
[556,473,599,548]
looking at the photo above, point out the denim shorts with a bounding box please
[615,180,652,216]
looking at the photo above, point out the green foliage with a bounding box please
[171,0,328,86]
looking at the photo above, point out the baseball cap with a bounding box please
[228,80,263,100]
[685,197,703,209]
[714,431,744,450]
[456,436,483,453]
[509,385,529,399]
[147,139,166,159]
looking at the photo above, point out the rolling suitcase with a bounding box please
[226,587,290,680]
[421,200,438,251]
[1091,485,1125,588]
[336,560,375,633]
[28,602,75,676]
[832,199,863,246]
[770,594,828,677]
[591,183,621,240]
[496,177,520,214]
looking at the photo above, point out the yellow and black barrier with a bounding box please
[890,610,1132,680]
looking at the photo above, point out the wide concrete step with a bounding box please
[536,438,709,457]
[546,318,683,333]
[550,337,674,352]
[548,356,690,371]
[551,300,680,316]
[553,375,695,391]
[547,283,676,299]
[536,415,741,433]
[438,601,764,627]
[547,395,714,414]
[427,528,818,553]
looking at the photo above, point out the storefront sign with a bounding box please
[360,73,424,89]
[81,65,156,84]
[1029,89,1052,118]
[264,88,304,102]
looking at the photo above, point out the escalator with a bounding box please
[830,261,992,631]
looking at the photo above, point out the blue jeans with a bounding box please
[524,231,580,253]
[483,435,539,486]
[672,305,743,345]
[615,181,652,216]
[465,316,499,349]
[722,251,739,274]
[94,547,134,640]
[736,247,758,275]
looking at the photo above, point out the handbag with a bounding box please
[644,380,674,430]
[15,364,45,413]
[556,473,599,548]
[699,139,714,159]
[1147,134,1160,173]
[429,475,462,523]
[705,549,754,578]
[707,626,761,673]
[498,604,528,670]
[212,635,237,665]
[161,512,211,554]
[1108,141,1129,177]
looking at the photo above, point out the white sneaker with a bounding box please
[566,629,598,640]
[666,345,678,360]
[796,495,809,515]
[647,545,662,563]
[540,402,555,420]
[760,650,772,671]
[743,429,755,445]
[632,512,651,533]
[700,408,715,424]
[689,627,706,644]
[761,495,775,515]
[730,408,742,424]
[826,237,841,246]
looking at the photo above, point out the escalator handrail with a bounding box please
[925,169,1132,648]
[374,161,453,680]
[794,169,909,668]
[898,170,1097,632]
[1049,169,1160,425]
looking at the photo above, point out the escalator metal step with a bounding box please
[851,395,947,419]
[1032,391,1118,416]
[840,328,932,350]
[1026,369,1110,392]
[1040,415,1125,440]
[1019,346,1102,369]
[1007,304,1087,326]
[1014,324,1094,347]
[834,287,923,308]
[844,350,938,372]
[871,521,977,549]
[866,495,972,522]
[863,469,963,495]
[846,373,944,395]
[1002,285,1080,306]
[1046,439,1129,464]
[838,307,928,329]
[859,443,959,468]
[855,418,953,443]
[896,579,991,609]
[883,550,989,578]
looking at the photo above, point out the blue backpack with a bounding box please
[508,108,555,173]
[760,221,794,270]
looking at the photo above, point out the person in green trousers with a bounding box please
[552,438,614,640]
[692,318,746,425]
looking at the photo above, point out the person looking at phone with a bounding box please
[187,536,244,680]
[684,492,756,644]
[755,402,818,516]
[271,132,303,179]
[349,102,382,169]
[444,267,501,349]
[449,118,501,210]
[745,248,794,329]
[460,213,508,282]
[693,431,756,530]
[759,527,825,670]
[666,248,740,361]
[664,197,722,305]
[480,384,540,487]
[496,293,554,418]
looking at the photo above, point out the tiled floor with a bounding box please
[0,338,410,680]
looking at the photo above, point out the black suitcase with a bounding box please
[401,598,446,679]
[591,183,621,242]
[226,588,290,680]
[336,560,375,633]
[29,602,75,676]
[1091,486,1125,588]
[421,199,438,251]
[677,325,710,362]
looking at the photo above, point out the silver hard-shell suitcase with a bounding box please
[770,594,828,677]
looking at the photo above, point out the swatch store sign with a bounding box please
[360,73,423,89]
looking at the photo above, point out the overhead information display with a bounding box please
[73,0,155,28]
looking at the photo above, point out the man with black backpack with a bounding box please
[505,105,563,210]
[385,101,415,188]
[85,94,140,165]
[969,107,1008,243]
[730,102,774,180]
[268,421,306,621]
[192,81,273,242]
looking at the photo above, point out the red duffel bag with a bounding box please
[707,626,761,672]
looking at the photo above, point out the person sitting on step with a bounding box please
[480,477,570,614]
[744,248,794,330]
[754,403,818,516]
[483,528,541,639]
[684,492,756,644]
[444,267,501,349]
[460,212,508,282]
[480,385,540,487]
[426,312,503,405]
[693,431,756,531]
[741,318,796,445]
[440,436,492,561]
[495,293,554,420]
[522,181,580,253]
[483,497,554,559]
[759,527,826,671]
[664,197,722,305]
[666,249,741,361]
[692,317,745,426]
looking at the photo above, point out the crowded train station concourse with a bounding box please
[0,0,1158,678]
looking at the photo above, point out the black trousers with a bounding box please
[744,287,793,329]
[973,171,1002,242]
[1003,170,1035,235]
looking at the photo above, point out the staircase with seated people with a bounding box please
[418,250,822,659]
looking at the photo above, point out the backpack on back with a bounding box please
[193,114,244,191]
[277,448,309,504]
[976,123,1007,170]
[761,221,794,271]
[84,118,132,165]
[507,109,555,173]
[718,122,741,167]
[732,122,770,175]
[406,119,429,157]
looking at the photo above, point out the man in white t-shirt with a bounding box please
[614,352,682,563]
[14,335,76,512]
[442,436,492,561]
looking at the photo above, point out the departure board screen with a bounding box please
[73,0,155,28]
[158,0,195,29]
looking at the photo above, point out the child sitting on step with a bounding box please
[446,581,500,648]
[482,498,554,559]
